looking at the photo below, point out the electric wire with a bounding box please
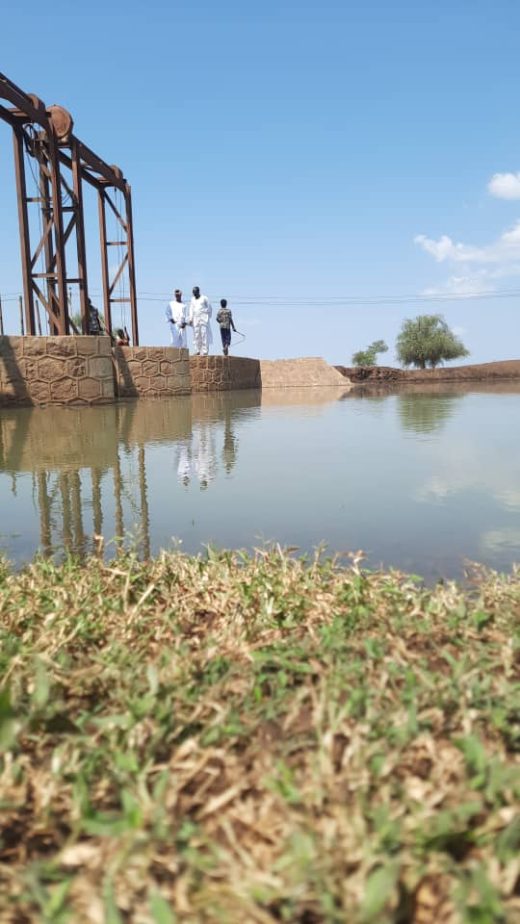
[3,287,520,306]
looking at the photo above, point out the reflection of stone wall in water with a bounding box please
[0,405,119,473]
[191,389,261,422]
[0,386,353,558]
[0,399,194,474]
[117,398,192,449]
[0,335,114,407]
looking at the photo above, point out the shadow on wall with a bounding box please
[0,338,30,405]
[0,335,115,406]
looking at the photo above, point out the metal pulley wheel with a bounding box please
[46,104,74,142]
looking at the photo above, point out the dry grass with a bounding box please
[0,549,519,923]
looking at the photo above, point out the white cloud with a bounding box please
[415,220,520,266]
[416,171,520,295]
[422,272,493,298]
[414,234,483,263]
[488,172,520,200]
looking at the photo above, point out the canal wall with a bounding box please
[113,345,191,398]
[0,335,114,407]
[1,336,351,406]
[260,357,348,388]
[190,356,261,392]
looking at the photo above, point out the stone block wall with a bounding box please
[113,346,191,398]
[0,335,114,407]
[190,356,261,392]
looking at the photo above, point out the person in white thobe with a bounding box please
[188,286,213,355]
[166,290,187,348]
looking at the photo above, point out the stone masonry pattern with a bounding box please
[0,336,114,407]
[113,346,191,398]
[189,356,261,392]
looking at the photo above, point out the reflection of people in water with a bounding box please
[173,404,241,488]
[193,423,217,490]
[176,439,192,487]
[175,425,218,490]
[222,413,237,474]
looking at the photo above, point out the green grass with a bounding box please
[0,549,519,923]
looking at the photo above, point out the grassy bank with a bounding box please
[0,550,519,923]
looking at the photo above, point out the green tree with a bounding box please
[396,314,469,369]
[352,339,388,367]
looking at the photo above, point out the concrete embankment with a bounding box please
[1,336,350,406]
[336,359,520,385]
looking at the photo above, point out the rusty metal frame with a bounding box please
[0,72,139,343]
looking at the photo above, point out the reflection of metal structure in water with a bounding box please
[28,451,151,558]
[0,406,152,557]
[0,388,356,557]
[0,72,139,343]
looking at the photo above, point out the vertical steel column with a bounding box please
[71,138,89,333]
[39,161,59,335]
[12,128,36,335]
[124,184,139,346]
[18,296,25,335]
[47,133,69,334]
[98,188,112,334]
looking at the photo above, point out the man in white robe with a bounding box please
[165,290,187,348]
[188,286,213,355]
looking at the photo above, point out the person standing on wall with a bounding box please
[87,299,103,335]
[166,289,187,348]
[188,286,213,356]
[216,299,237,356]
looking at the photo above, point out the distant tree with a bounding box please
[396,315,469,369]
[352,339,388,367]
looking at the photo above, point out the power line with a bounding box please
[124,288,520,306]
[3,286,518,309]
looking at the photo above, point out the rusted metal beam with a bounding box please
[125,185,139,346]
[47,133,69,334]
[12,128,36,335]
[71,139,90,335]
[0,102,20,128]
[75,139,126,191]
[98,189,112,334]
[1,71,138,340]
[0,72,49,127]
[38,160,60,334]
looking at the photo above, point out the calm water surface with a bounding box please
[1,383,519,579]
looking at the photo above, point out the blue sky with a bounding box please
[1,0,519,364]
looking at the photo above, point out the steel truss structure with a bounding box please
[0,72,139,343]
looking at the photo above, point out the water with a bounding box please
[1,383,519,579]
